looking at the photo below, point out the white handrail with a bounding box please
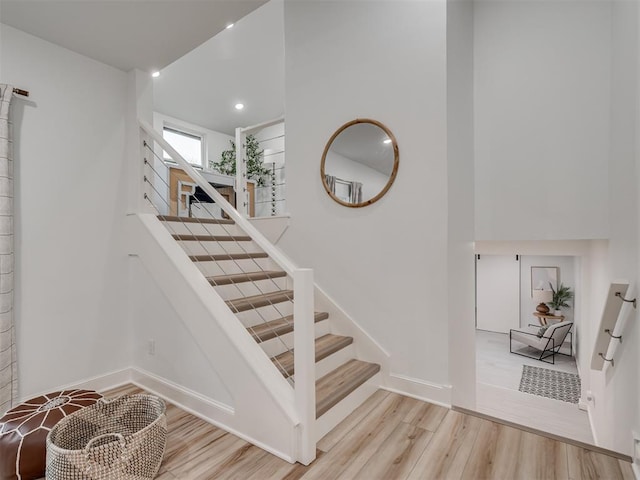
[240,116,285,134]
[140,118,316,463]
[591,281,635,370]
[139,119,297,276]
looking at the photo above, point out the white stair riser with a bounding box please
[312,344,354,380]
[257,321,332,358]
[164,222,246,237]
[177,241,260,256]
[213,278,288,300]
[239,301,295,320]
[235,306,294,326]
[194,258,276,276]
[289,345,355,382]
[315,372,381,441]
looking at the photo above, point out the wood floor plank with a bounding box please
[243,450,324,480]
[516,431,568,480]
[166,433,248,479]
[403,399,448,432]
[154,472,177,480]
[157,418,227,475]
[316,359,380,418]
[202,443,272,480]
[299,393,417,480]
[92,384,630,479]
[317,389,390,453]
[619,459,635,480]
[407,410,483,480]
[461,420,523,480]
[352,422,433,480]
[567,444,627,480]
[278,451,325,480]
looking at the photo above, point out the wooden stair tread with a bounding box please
[316,359,381,419]
[225,290,294,313]
[248,312,330,343]
[172,233,251,242]
[158,215,234,225]
[207,271,286,286]
[189,252,269,262]
[271,334,353,378]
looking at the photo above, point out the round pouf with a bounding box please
[0,389,102,480]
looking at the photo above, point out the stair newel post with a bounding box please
[293,268,316,465]
[235,127,249,218]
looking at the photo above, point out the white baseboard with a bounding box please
[587,404,599,446]
[383,373,452,408]
[129,367,234,416]
[18,367,133,404]
[61,367,296,464]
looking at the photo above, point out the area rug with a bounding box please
[518,365,581,404]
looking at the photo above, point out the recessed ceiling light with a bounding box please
[383,138,392,144]
[226,23,234,29]
[235,103,245,110]
[151,71,160,78]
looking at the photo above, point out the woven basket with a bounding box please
[45,394,167,480]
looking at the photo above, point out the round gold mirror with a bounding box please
[321,118,399,208]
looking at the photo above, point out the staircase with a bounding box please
[157,215,381,436]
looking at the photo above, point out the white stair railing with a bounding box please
[235,117,286,218]
[138,119,315,464]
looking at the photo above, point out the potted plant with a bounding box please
[210,134,270,186]
[549,282,574,316]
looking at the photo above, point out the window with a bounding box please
[163,126,204,168]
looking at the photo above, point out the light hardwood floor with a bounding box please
[104,384,633,479]
[476,330,594,445]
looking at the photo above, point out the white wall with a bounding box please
[474,1,611,241]
[636,1,640,466]
[585,0,639,457]
[519,255,576,329]
[0,24,131,398]
[447,0,476,409]
[283,1,450,391]
[131,259,233,405]
[153,112,233,171]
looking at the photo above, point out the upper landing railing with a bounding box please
[235,117,286,218]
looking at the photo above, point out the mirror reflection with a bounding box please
[321,119,399,207]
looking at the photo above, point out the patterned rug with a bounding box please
[518,365,581,404]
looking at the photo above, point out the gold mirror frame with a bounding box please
[320,118,399,208]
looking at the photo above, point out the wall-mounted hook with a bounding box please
[615,291,636,309]
[604,329,622,343]
[599,353,614,367]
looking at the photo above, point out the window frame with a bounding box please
[162,123,207,169]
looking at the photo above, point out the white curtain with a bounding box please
[349,181,363,204]
[0,85,16,415]
[325,174,336,194]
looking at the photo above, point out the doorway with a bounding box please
[474,253,593,444]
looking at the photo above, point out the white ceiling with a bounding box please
[153,0,284,135]
[0,0,268,72]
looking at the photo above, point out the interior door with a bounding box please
[476,255,520,333]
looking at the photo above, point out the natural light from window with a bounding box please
[163,127,203,167]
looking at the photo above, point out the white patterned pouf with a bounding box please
[0,389,102,480]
